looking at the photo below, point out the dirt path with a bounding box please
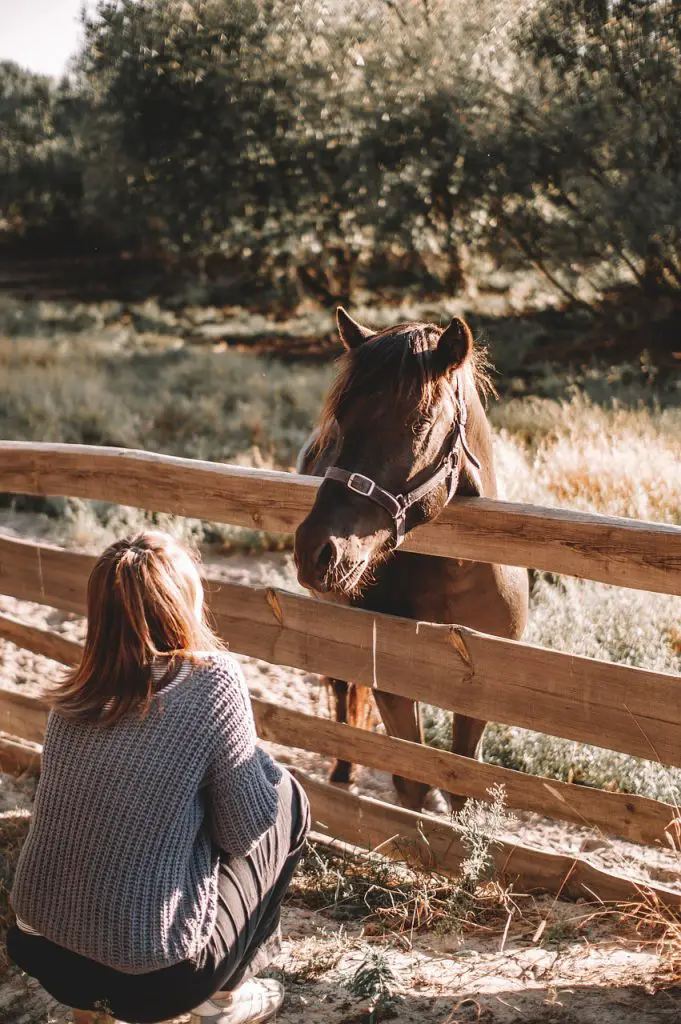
[4,913,679,1024]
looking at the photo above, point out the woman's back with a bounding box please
[12,651,281,974]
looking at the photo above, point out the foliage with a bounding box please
[1,1,679,318]
[345,947,402,1017]
[291,825,510,938]
[488,0,681,301]
[75,0,506,300]
[451,784,514,892]
[0,332,332,465]
[0,62,85,237]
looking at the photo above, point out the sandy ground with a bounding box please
[1,510,681,1022]
[2,765,680,1024]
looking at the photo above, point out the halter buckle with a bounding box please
[347,472,375,497]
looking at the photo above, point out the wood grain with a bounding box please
[252,700,677,848]
[1,533,680,767]
[0,687,49,744]
[1,441,680,593]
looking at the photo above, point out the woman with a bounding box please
[7,530,310,1024]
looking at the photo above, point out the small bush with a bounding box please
[345,947,402,1015]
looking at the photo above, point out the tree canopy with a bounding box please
[0,0,679,307]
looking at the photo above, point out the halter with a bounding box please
[324,376,481,547]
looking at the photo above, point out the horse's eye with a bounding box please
[413,417,431,438]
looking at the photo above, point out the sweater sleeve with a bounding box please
[204,656,282,856]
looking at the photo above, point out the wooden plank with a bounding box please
[298,772,681,907]
[0,731,41,774]
[1,441,680,594]
[0,534,94,616]
[0,672,676,848]
[211,584,681,769]
[0,612,82,666]
[1,533,681,767]
[252,700,677,848]
[0,688,49,744]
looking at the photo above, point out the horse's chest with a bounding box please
[365,554,526,639]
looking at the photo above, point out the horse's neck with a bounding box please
[456,375,496,498]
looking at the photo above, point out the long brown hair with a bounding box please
[52,530,225,725]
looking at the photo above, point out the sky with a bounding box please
[0,0,96,78]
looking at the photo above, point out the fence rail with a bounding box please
[0,648,675,849]
[1,532,680,767]
[1,441,681,593]
[0,441,680,906]
[1,684,679,907]
[300,774,680,906]
[2,692,678,906]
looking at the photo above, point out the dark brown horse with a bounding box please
[294,308,529,810]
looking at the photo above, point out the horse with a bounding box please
[294,307,529,811]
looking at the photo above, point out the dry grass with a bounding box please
[0,809,31,976]
[619,892,681,989]
[290,788,516,942]
[611,819,681,989]
[493,395,681,524]
[291,839,515,945]
[290,837,681,989]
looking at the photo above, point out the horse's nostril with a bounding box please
[315,540,338,577]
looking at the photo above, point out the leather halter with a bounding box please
[324,376,481,547]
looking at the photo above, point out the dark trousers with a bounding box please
[7,771,310,1024]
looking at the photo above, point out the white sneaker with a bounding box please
[190,978,285,1024]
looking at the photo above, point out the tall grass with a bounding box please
[0,335,333,466]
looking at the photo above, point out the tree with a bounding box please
[0,62,85,237]
[486,0,681,300]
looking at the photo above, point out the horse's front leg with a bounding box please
[373,690,430,811]
[448,714,487,814]
[327,677,356,784]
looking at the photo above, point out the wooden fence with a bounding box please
[0,441,680,907]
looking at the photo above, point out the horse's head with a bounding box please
[295,308,490,596]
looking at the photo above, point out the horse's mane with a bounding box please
[316,321,494,454]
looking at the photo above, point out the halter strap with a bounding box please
[323,376,480,547]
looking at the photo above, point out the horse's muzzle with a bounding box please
[294,536,339,592]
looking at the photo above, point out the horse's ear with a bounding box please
[336,306,375,350]
[434,317,473,373]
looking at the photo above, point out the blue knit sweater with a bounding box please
[11,652,282,974]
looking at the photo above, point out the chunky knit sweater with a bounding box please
[11,652,282,974]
